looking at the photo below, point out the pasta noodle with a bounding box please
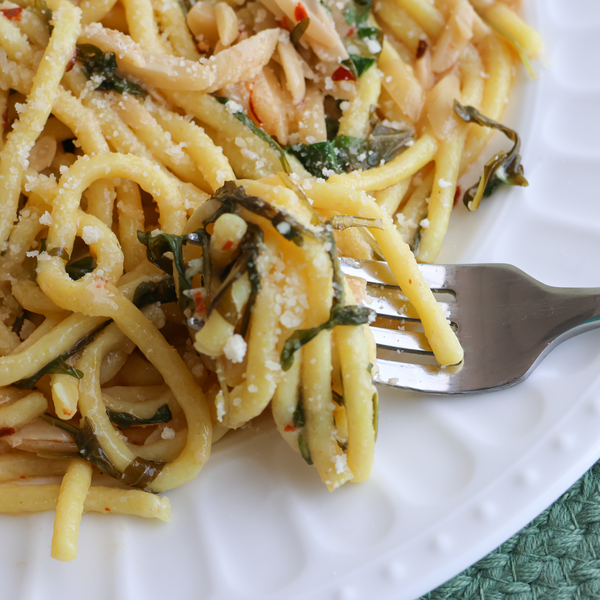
[0,0,539,559]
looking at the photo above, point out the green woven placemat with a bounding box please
[421,461,600,600]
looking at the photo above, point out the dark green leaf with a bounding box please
[40,415,165,490]
[14,321,110,389]
[298,433,313,465]
[214,97,291,173]
[350,53,376,77]
[357,26,380,41]
[291,17,310,48]
[332,389,344,406]
[66,255,95,280]
[288,124,413,178]
[34,0,52,32]
[454,100,528,211]
[137,228,210,314]
[14,355,82,390]
[107,404,172,429]
[208,181,311,247]
[325,117,340,142]
[133,277,178,308]
[281,305,374,370]
[207,222,264,338]
[287,141,342,178]
[76,44,147,98]
[293,398,305,428]
[344,4,356,25]
[121,456,165,489]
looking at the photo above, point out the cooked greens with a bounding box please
[137,229,210,314]
[15,278,176,390]
[280,220,375,371]
[34,0,52,32]
[342,0,382,77]
[298,432,313,465]
[41,414,164,489]
[14,356,83,390]
[76,44,147,98]
[288,122,413,178]
[454,101,528,211]
[66,255,96,281]
[291,17,310,47]
[107,404,173,429]
[214,97,291,173]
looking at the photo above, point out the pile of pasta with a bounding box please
[0,0,540,560]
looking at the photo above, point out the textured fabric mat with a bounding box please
[422,462,600,600]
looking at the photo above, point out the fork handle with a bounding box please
[546,288,600,344]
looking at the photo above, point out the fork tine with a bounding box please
[341,258,457,291]
[370,326,432,354]
[367,292,457,321]
[374,359,462,394]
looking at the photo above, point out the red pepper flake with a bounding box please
[0,427,15,438]
[0,7,22,21]
[280,16,291,31]
[105,508,111,512]
[66,48,77,72]
[408,279,412,284]
[222,240,234,251]
[294,3,308,22]
[193,291,206,314]
[416,39,428,60]
[346,26,355,37]
[284,424,297,432]
[20,476,25,479]
[453,185,462,207]
[332,66,356,82]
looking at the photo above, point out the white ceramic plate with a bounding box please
[4,2,600,598]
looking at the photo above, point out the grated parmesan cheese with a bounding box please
[39,211,53,225]
[224,334,247,363]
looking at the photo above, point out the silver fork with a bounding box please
[340,259,600,395]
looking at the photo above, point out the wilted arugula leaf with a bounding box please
[291,17,310,48]
[280,221,375,370]
[454,101,528,211]
[132,277,178,308]
[66,255,95,281]
[76,44,147,98]
[298,433,313,465]
[107,404,172,429]
[206,183,319,337]
[214,97,291,173]
[14,356,83,390]
[13,321,112,389]
[342,0,382,77]
[207,181,311,247]
[179,0,195,12]
[349,54,376,77]
[137,229,210,314]
[14,276,177,390]
[34,0,52,32]
[41,415,164,489]
[288,122,414,178]
[207,222,264,337]
[293,398,306,428]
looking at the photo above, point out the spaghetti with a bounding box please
[0,0,540,559]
